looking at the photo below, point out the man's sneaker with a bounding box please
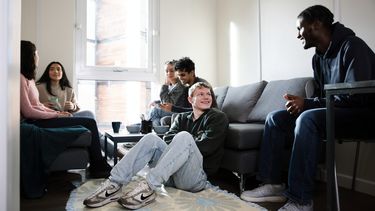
[240,184,286,202]
[83,179,122,208]
[118,180,156,210]
[278,200,313,211]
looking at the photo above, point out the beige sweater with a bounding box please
[36,83,80,112]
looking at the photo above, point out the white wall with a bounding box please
[259,0,329,81]
[20,0,36,42]
[21,0,75,85]
[1,0,20,210]
[341,0,375,50]
[159,0,217,85]
[216,0,260,86]
[215,0,375,83]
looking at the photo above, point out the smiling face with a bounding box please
[188,87,212,111]
[177,70,195,86]
[48,63,63,82]
[296,17,317,50]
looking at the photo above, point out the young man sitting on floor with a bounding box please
[83,82,229,209]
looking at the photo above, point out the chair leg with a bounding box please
[81,169,87,183]
[239,174,246,194]
[351,142,361,190]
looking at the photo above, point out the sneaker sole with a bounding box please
[241,195,287,203]
[84,192,122,208]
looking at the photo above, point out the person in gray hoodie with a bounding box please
[240,5,375,211]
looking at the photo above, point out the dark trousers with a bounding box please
[257,108,375,204]
[30,117,107,168]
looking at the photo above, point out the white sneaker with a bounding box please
[118,180,156,210]
[240,184,287,202]
[83,179,122,208]
[278,200,313,211]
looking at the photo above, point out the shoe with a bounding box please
[278,200,313,211]
[118,180,156,210]
[240,183,286,202]
[83,179,122,208]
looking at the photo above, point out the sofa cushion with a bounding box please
[213,86,229,110]
[225,123,264,150]
[221,81,267,123]
[305,78,316,98]
[247,77,313,122]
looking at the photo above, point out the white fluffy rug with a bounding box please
[66,178,267,211]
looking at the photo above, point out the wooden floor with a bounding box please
[21,169,375,211]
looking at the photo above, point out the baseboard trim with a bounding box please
[317,166,375,196]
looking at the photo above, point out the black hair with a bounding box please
[21,40,37,80]
[36,61,72,96]
[298,5,334,28]
[174,57,195,73]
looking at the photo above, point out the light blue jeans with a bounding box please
[109,131,207,192]
[73,110,95,119]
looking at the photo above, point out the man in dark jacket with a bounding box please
[240,5,375,211]
[83,82,228,209]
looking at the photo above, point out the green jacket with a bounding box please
[164,108,228,175]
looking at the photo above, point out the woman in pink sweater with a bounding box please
[20,40,111,178]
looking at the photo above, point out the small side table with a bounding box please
[325,80,375,211]
[104,131,164,165]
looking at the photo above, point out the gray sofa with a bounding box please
[214,77,315,192]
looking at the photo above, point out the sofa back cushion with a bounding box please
[221,81,267,123]
[213,86,229,110]
[247,77,314,122]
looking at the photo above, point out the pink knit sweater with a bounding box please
[20,74,58,119]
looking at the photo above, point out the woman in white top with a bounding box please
[36,61,94,119]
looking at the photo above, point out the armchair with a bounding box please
[325,80,375,211]
[21,123,91,198]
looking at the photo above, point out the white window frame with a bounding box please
[74,0,160,82]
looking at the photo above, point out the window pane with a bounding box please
[77,80,151,129]
[86,0,149,68]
